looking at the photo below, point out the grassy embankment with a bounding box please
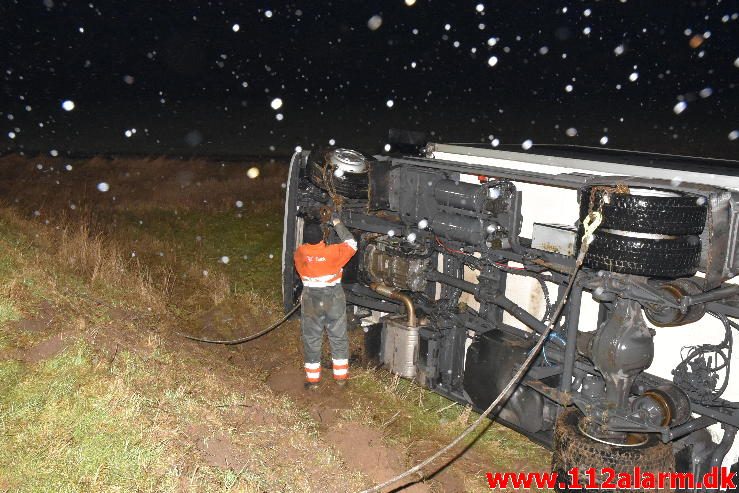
[0,154,546,492]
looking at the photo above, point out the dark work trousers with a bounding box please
[300,284,349,364]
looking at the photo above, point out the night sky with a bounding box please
[1,1,738,159]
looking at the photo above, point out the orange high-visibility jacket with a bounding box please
[294,238,357,287]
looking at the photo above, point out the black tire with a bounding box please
[583,232,701,278]
[552,408,675,492]
[580,188,707,236]
[307,149,369,199]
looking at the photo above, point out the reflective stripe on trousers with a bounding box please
[332,358,349,380]
[304,362,321,383]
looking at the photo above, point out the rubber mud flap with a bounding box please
[552,408,675,492]
[583,232,701,278]
[580,188,707,236]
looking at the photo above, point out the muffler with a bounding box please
[371,283,420,378]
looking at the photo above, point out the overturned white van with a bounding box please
[282,143,739,488]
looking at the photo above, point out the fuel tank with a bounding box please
[464,330,557,434]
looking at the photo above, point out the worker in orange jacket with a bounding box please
[293,215,357,390]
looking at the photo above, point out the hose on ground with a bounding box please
[358,249,590,493]
[177,303,300,345]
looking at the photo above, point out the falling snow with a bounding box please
[367,15,382,31]
[0,2,734,166]
[673,101,688,114]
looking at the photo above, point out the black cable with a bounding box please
[490,260,554,322]
[673,311,734,406]
[177,303,300,345]
[536,276,553,322]
[433,238,555,321]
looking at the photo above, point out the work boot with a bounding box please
[304,381,320,391]
[304,362,321,391]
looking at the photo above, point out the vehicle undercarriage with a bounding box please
[282,145,739,491]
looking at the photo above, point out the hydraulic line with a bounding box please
[357,210,603,493]
[178,303,300,345]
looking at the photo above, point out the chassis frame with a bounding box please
[282,144,739,478]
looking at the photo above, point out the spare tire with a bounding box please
[307,148,369,199]
[583,232,701,278]
[552,408,675,492]
[580,188,707,236]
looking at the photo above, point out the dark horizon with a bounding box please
[2,1,737,159]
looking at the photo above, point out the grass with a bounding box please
[346,367,549,469]
[111,208,284,302]
[0,204,365,492]
[0,153,545,492]
[0,344,169,492]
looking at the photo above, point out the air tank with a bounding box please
[431,211,492,244]
[433,180,486,211]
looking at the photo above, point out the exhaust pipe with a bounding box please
[370,282,417,327]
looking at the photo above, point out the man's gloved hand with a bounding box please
[330,212,341,226]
